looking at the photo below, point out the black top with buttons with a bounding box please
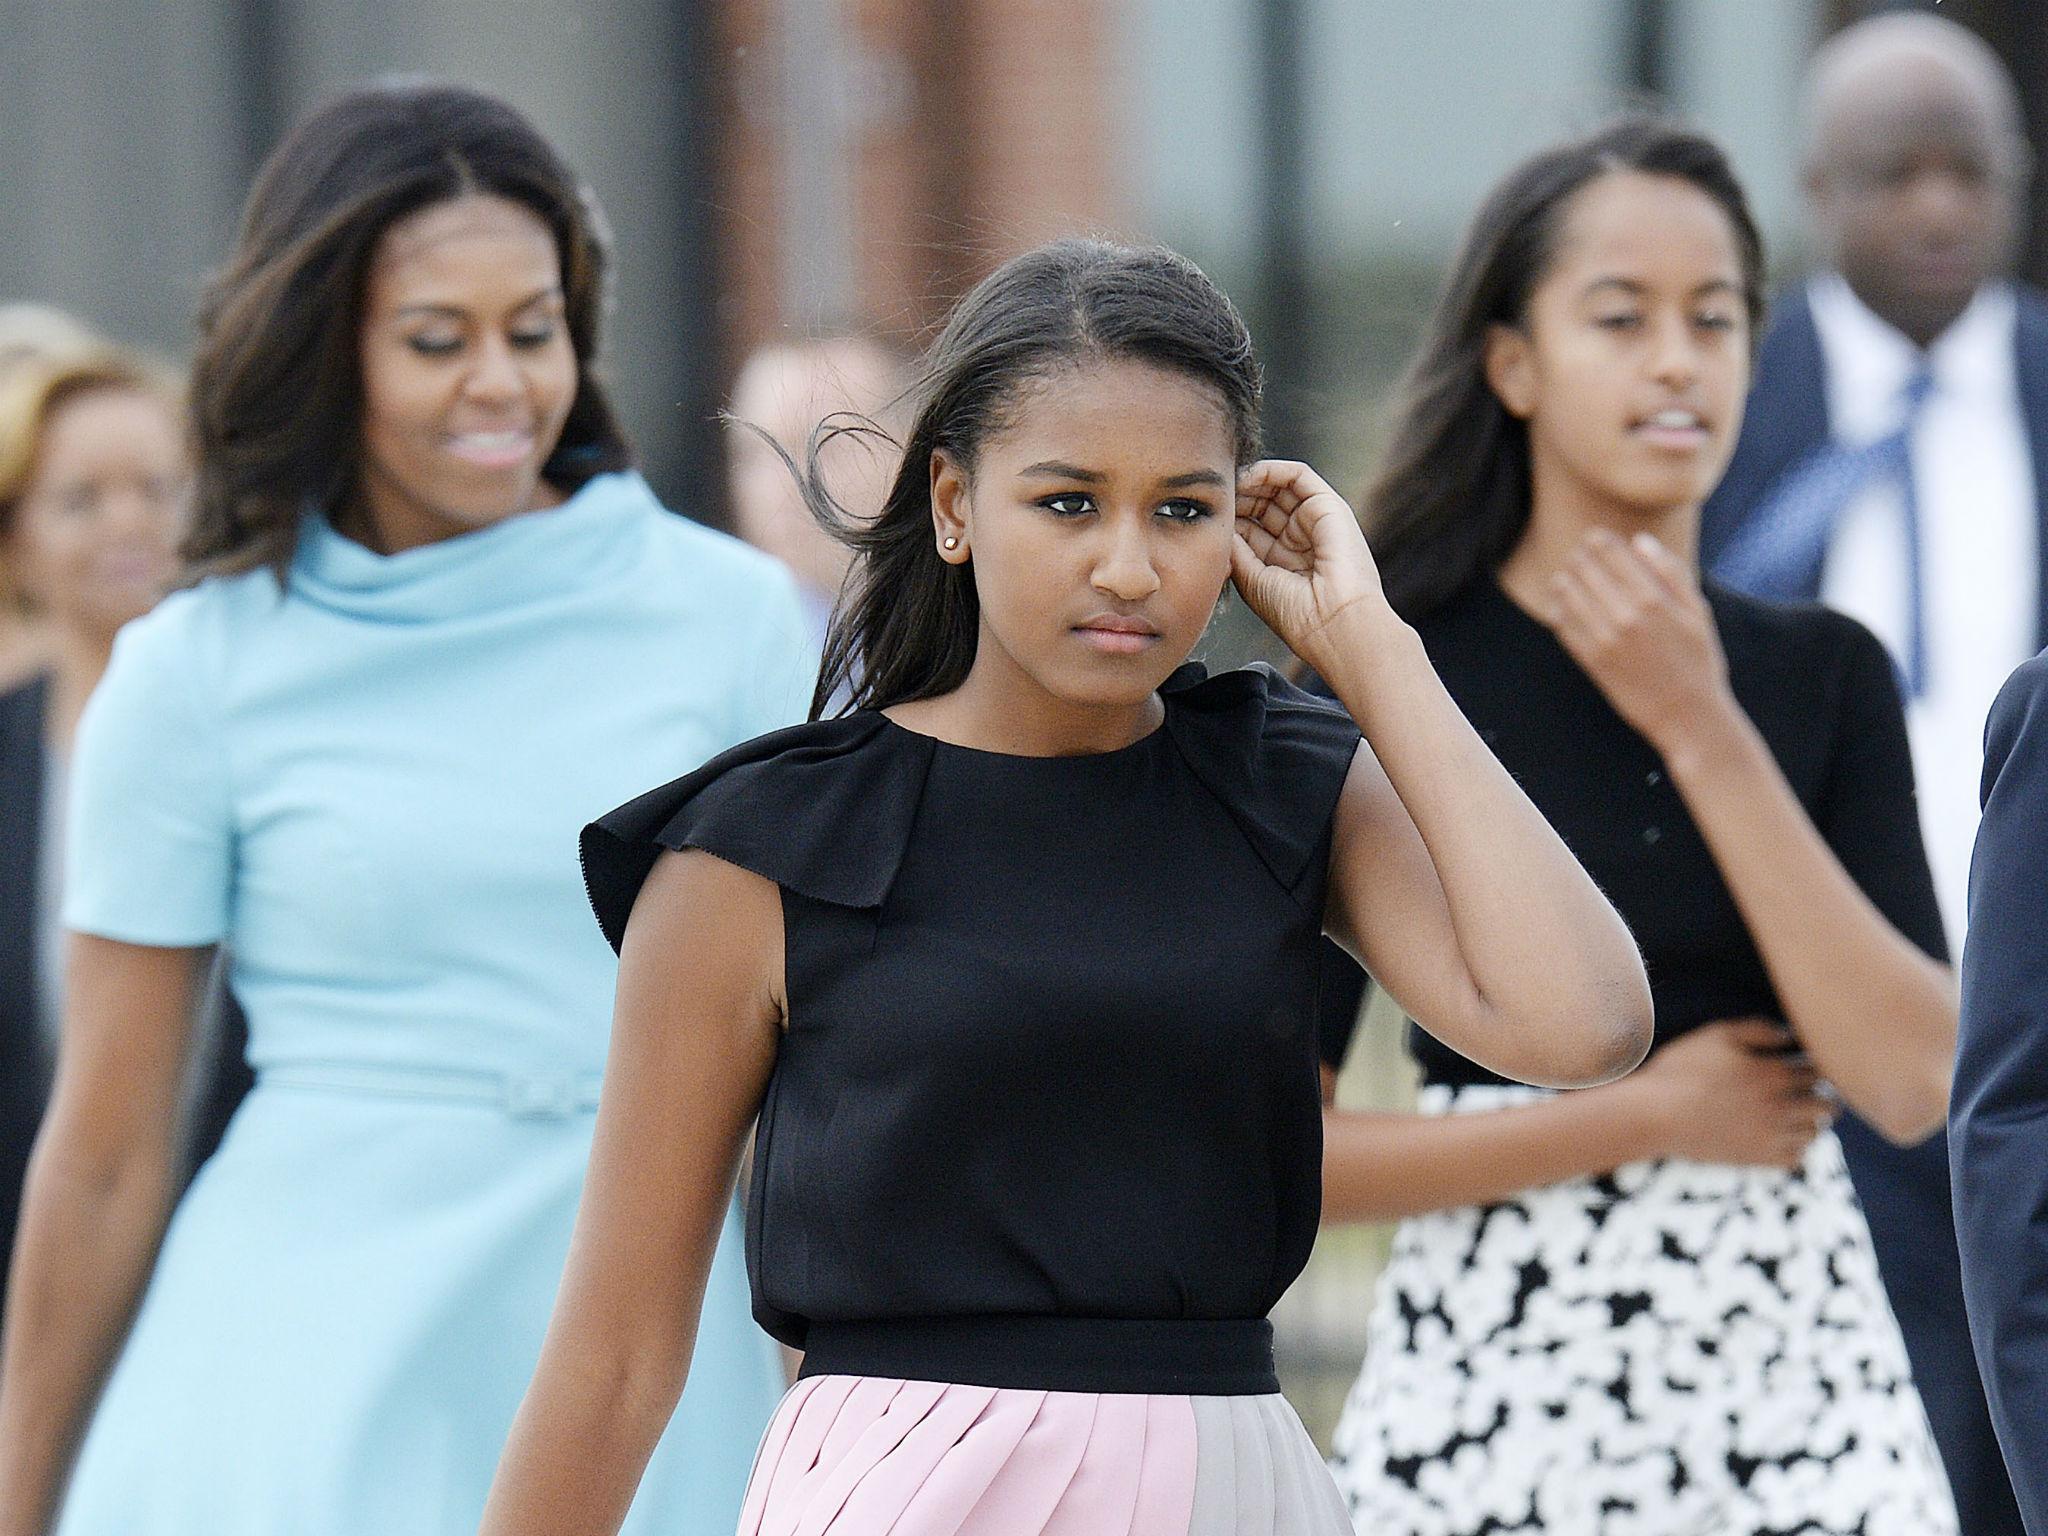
[1318,577,1946,1084]
[585,664,1362,1394]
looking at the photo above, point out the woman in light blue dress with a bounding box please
[0,83,799,1535]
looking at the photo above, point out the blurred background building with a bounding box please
[4,0,2041,1444]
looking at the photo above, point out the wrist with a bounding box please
[1593,1071,1672,1163]
[1305,604,1422,714]
[1653,687,1751,784]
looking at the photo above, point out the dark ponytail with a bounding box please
[1367,115,1765,621]
[785,238,1262,719]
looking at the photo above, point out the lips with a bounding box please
[1073,614,1161,655]
[1631,407,1711,451]
[443,427,537,470]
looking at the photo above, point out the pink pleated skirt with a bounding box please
[736,1375,1352,1535]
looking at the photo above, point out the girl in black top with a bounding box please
[481,240,1651,1535]
[1318,120,1959,1534]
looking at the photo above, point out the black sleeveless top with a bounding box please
[1317,578,1946,1084]
[583,663,1361,1394]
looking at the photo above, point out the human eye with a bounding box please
[406,332,463,358]
[1694,309,1737,333]
[1595,312,1643,332]
[1157,498,1213,523]
[1039,492,1096,517]
[509,322,558,350]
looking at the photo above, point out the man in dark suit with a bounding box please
[1702,15,2035,1530]
[1956,657,2048,1534]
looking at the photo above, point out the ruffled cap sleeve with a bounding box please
[581,712,932,952]
[1160,662,1362,906]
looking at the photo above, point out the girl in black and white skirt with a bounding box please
[1318,119,1960,1535]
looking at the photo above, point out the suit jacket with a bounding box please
[1701,280,2048,651]
[1955,652,2048,1534]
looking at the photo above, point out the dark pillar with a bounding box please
[232,0,287,181]
[1621,0,1670,101]
[667,0,731,524]
[1252,0,1311,457]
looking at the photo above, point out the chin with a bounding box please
[1613,473,1712,519]
[435,485,548,530]
[434,457,553,514]
[1048,652,1191,709]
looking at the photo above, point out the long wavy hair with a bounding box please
[184,79,630,583]
[1367,116,1766,621]
[787,238,1262,719]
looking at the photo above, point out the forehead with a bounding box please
[45,386,177,444]
[981,357,1237,469]
[1830,93,2005,169]
[366,194,562,301]
[36,387,182,473]
[1545,172,1744,287]
[1814,44,2013,167]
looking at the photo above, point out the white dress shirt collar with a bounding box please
[1807,272,2016,443]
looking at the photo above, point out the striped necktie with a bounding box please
[1715,366,1937,695]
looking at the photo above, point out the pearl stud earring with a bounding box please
[943,536,960,550]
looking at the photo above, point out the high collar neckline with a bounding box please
[289,471,653,622]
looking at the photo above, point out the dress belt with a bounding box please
[799,1315,1280,1396]
[258,1060,605,1120]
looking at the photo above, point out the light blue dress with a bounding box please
[56,473,809,1534]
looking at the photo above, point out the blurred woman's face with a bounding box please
[1487,171,1752,525]
[5,386,185,646]
[354,193,578,554]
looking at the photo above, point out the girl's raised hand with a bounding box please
[1232,459,1393,672]
[1544,528,1732,755]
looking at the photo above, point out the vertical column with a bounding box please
[1254,0,1312,455]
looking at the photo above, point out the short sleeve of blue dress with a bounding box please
[582,662,1362,1392]
[64,594,233,946]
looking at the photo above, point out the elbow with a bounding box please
[1865,1058,1952,1148]
[22,1099,177,1216]
[1535,975,1655,1091]
[1861,988,1958,1147]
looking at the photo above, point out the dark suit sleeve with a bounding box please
[1952,650,2048,1533]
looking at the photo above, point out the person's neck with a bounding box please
[1496,485,1698,616]
[339,475,566,556]
[887,635,1166,757]
[43,628,116,757]
[1837,271,1978,352]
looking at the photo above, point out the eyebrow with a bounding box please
[393,286,564,320]
[1018,460,1229,490]
[1581,276,1743,301]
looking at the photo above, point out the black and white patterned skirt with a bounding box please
[1327,1085,1957,1535]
